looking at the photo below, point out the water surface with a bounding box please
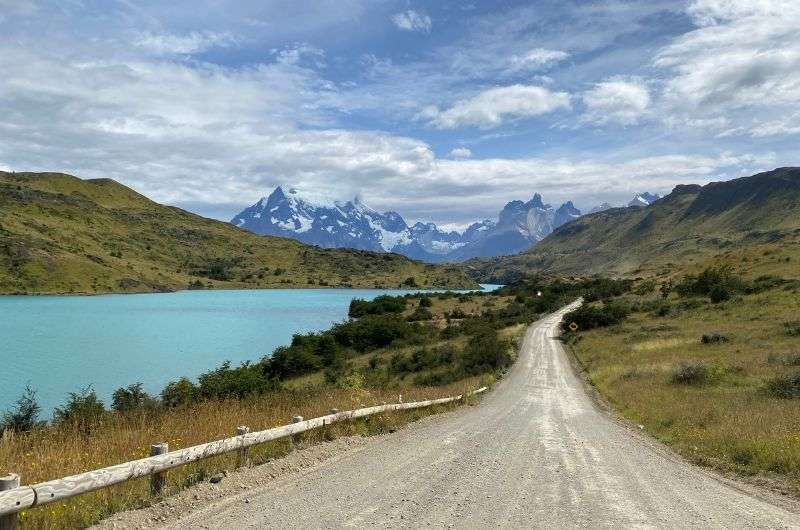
[0,286,500,416]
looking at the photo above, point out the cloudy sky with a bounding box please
[1,0,797,227]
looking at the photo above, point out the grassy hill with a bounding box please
[0,172,477,294]
[467,167,800,282]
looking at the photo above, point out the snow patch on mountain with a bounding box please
[232,187,660,262]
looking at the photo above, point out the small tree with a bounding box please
[53,386,106,435]
[160,377,199,408]
[1,386,43,434]
[112,382,156,413]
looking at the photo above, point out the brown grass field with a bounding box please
[569,241,800,494]
[0,380,482,529]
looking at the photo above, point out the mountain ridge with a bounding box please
[0,172,477,294]
[232,188,659,262]
[465,167,800,282]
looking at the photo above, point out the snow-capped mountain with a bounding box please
[446,194,581,260]
[589,202,613,214]
[231,187,462,261]
[628,192,661,207]
[231,188,587,262]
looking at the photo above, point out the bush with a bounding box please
[784,322,800,337]
[406,307,433,322]
[701,333,729,344]
[1,386,43,434]
[161,377,199,408]
[561,300,630,333]
[330,315,416,352]
[198,361,275,399]
[670,362,709,385]
[53,387,106,434]
[348,295,406,318]
[634,279,657,296]
[419,296,432,308]
[764,372,800,399]
[675,265,746,301]
[111,382,156,412]
[461,328,512,374]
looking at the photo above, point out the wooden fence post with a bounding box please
[291,416,303,448]
[149,443,168,495]
[236,426,250,468]
[0,474,20,530]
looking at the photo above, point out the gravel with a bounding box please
[97,303,800,529]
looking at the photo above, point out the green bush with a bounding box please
[406,307,433,322]
[160,377,199,408]
[348,295,406,318]
[675,265,746,301]
[784,322,800,337]
[561,300,630,332]
[1,386,43,434]
[111,383,156,412]
[198,361,275,399]
[670,362,709,385]
[461,328,512,374]
[53,387,106,434]
[764,372,800,399]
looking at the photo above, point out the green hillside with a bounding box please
[0,172,477,294]
[468,167,800,282]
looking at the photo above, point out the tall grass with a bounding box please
[0,379,480,529]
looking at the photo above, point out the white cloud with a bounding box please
[428,85,571,129]
[582,77,650,126]
[392,10,432,33]
[449,147,472,158]
[507,48,569,72]
[134,31,238,55]
[655,0,800,135]
[272,43,326,67]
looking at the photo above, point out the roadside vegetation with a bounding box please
[0,278,601,529]
[562,242,800,494]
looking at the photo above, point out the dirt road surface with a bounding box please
[113,303,800,528]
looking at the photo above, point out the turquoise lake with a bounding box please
[0,286,499,417]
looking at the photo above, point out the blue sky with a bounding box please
[0,0,797,227]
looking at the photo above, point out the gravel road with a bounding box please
[145,303,800,528]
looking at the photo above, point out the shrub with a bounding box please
[406,307,433,322]
[675,265,746,301]
[701,333,729,344]
[53,387,106,434]
[330,315,416,352]
[111,382,156,412]
[461,328,512,374]
[561,300,630,333]
[198,361,274,399]
[670,362,709,385]
[348,295,406,318]
[419,296,432,308]
[764,372,800,399]
[161,377,199,408]
[634,279,657,296]
[784,322,800,337]
[1,386,43,434]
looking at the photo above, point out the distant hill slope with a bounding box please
[0,172,477,294]
[467,167,800,282]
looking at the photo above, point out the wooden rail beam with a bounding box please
[0,387,486,518]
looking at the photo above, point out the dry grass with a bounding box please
[571,282,800,493]
[0,379,481,529]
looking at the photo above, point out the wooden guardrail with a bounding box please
[0,387,487,526]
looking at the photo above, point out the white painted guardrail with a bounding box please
[0,387,487,526]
